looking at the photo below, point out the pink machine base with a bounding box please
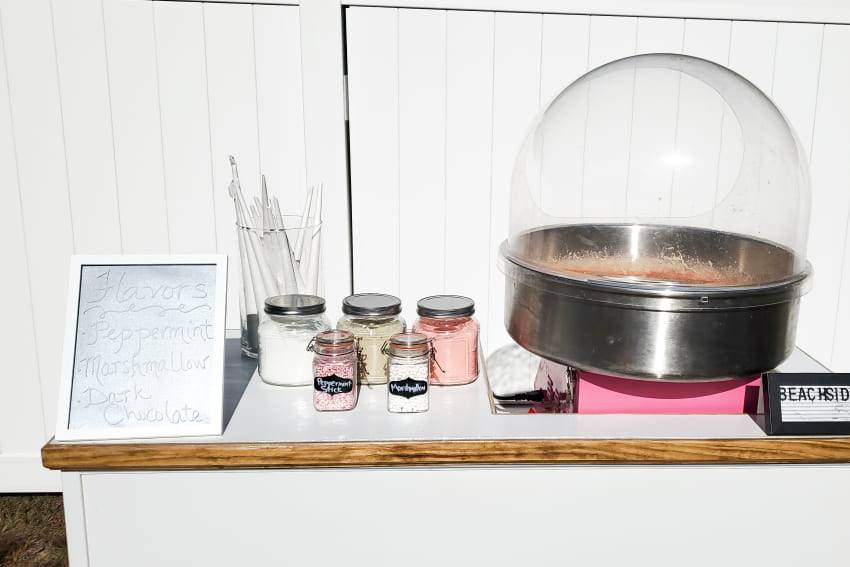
[574,370,761,414]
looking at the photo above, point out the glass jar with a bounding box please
[337,294,404,385]
[412,295,479,385]
[310,330,358,411]
[384,333,430,413]
[258,295,330,386]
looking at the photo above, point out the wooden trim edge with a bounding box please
[42,437,850,470]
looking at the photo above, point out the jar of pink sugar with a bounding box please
[412,295,479,385]
[309,330,358,411]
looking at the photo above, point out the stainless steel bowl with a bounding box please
[501,224,811,381]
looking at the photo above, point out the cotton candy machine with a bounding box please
[500,53,812,381]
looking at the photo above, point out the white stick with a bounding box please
[253,198,264,229]
[233,204,268,315]
[272,196,285,230]
[306,231,321,295]
[292,252,306,292]
[235,219,258,315]
[246,235,273,314]
[304,184,323,294]
[261,177,298,294]
[241,199,278,299]
[227,155,277,306]
[261,176,273,232]
[247,225,279,299]
[298,184,321,266]
[229,156,251,228]
[228,163,259,319]
[270,195,304,291]
[293,186,315,262]
[249,204,261,230]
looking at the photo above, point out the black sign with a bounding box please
[314,374,353,395]
[762,373,850,435]
[388,377,428,399]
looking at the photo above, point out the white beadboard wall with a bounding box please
[346,7,850,370]
[0,0,308,490]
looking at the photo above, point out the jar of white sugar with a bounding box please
[258,295,330,386]
[384,332,430,413]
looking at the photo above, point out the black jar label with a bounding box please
[314,374,353,395]
[389,378,428,399]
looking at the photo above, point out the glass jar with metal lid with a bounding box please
[337,294,405,385]
[258,295,330,386]
[412,295,479,385]
[384,332,430,413]
[309,330,358,411]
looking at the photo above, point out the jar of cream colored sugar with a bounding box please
[337,294,404,385]
[258,294,330,386]
[412,295,479,385]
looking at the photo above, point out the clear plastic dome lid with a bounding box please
[506,53,811,291]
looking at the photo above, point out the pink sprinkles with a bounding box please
[313,358,358,411]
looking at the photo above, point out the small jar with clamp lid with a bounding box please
[384,333,430,413]
[309,330,358,411]
[337,294,405,385]
[412,295,479,385]
[258,295,330,386]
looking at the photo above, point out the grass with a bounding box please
[0,494,67,567]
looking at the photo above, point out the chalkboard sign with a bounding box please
[762,373,850,435]
[55,256,227,441]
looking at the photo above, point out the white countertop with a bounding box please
[74,341,827,445]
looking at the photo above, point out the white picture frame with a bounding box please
[55,255,228,441]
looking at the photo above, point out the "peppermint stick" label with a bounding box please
[314,375,353,395]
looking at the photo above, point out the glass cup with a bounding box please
[237,216,322,357]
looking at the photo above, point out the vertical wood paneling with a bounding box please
[299,0,351,313]
[398,9,446,308]
[582,16,637,218]
[346,7,400,296]
[445,11,494,336]
[540,14,589,105]
[103,0,170,254]
[681,20,733,72]
[538,14,589,218]
[721,21,778,222]
[634,16,684,55]
[487,12,542,350]
[204,2,262,328]
[627,17,684,217]
[587,16,638,68]
[51,0,122,254]
[807,25,850,367]
[728,21,777,94]
[671,19,731,218]
[772,23,823,159]
[1,0,74,437]
[154,1,217,254]
[0,16,46,452]
[771,24,824,362]
[253,4,308,216]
